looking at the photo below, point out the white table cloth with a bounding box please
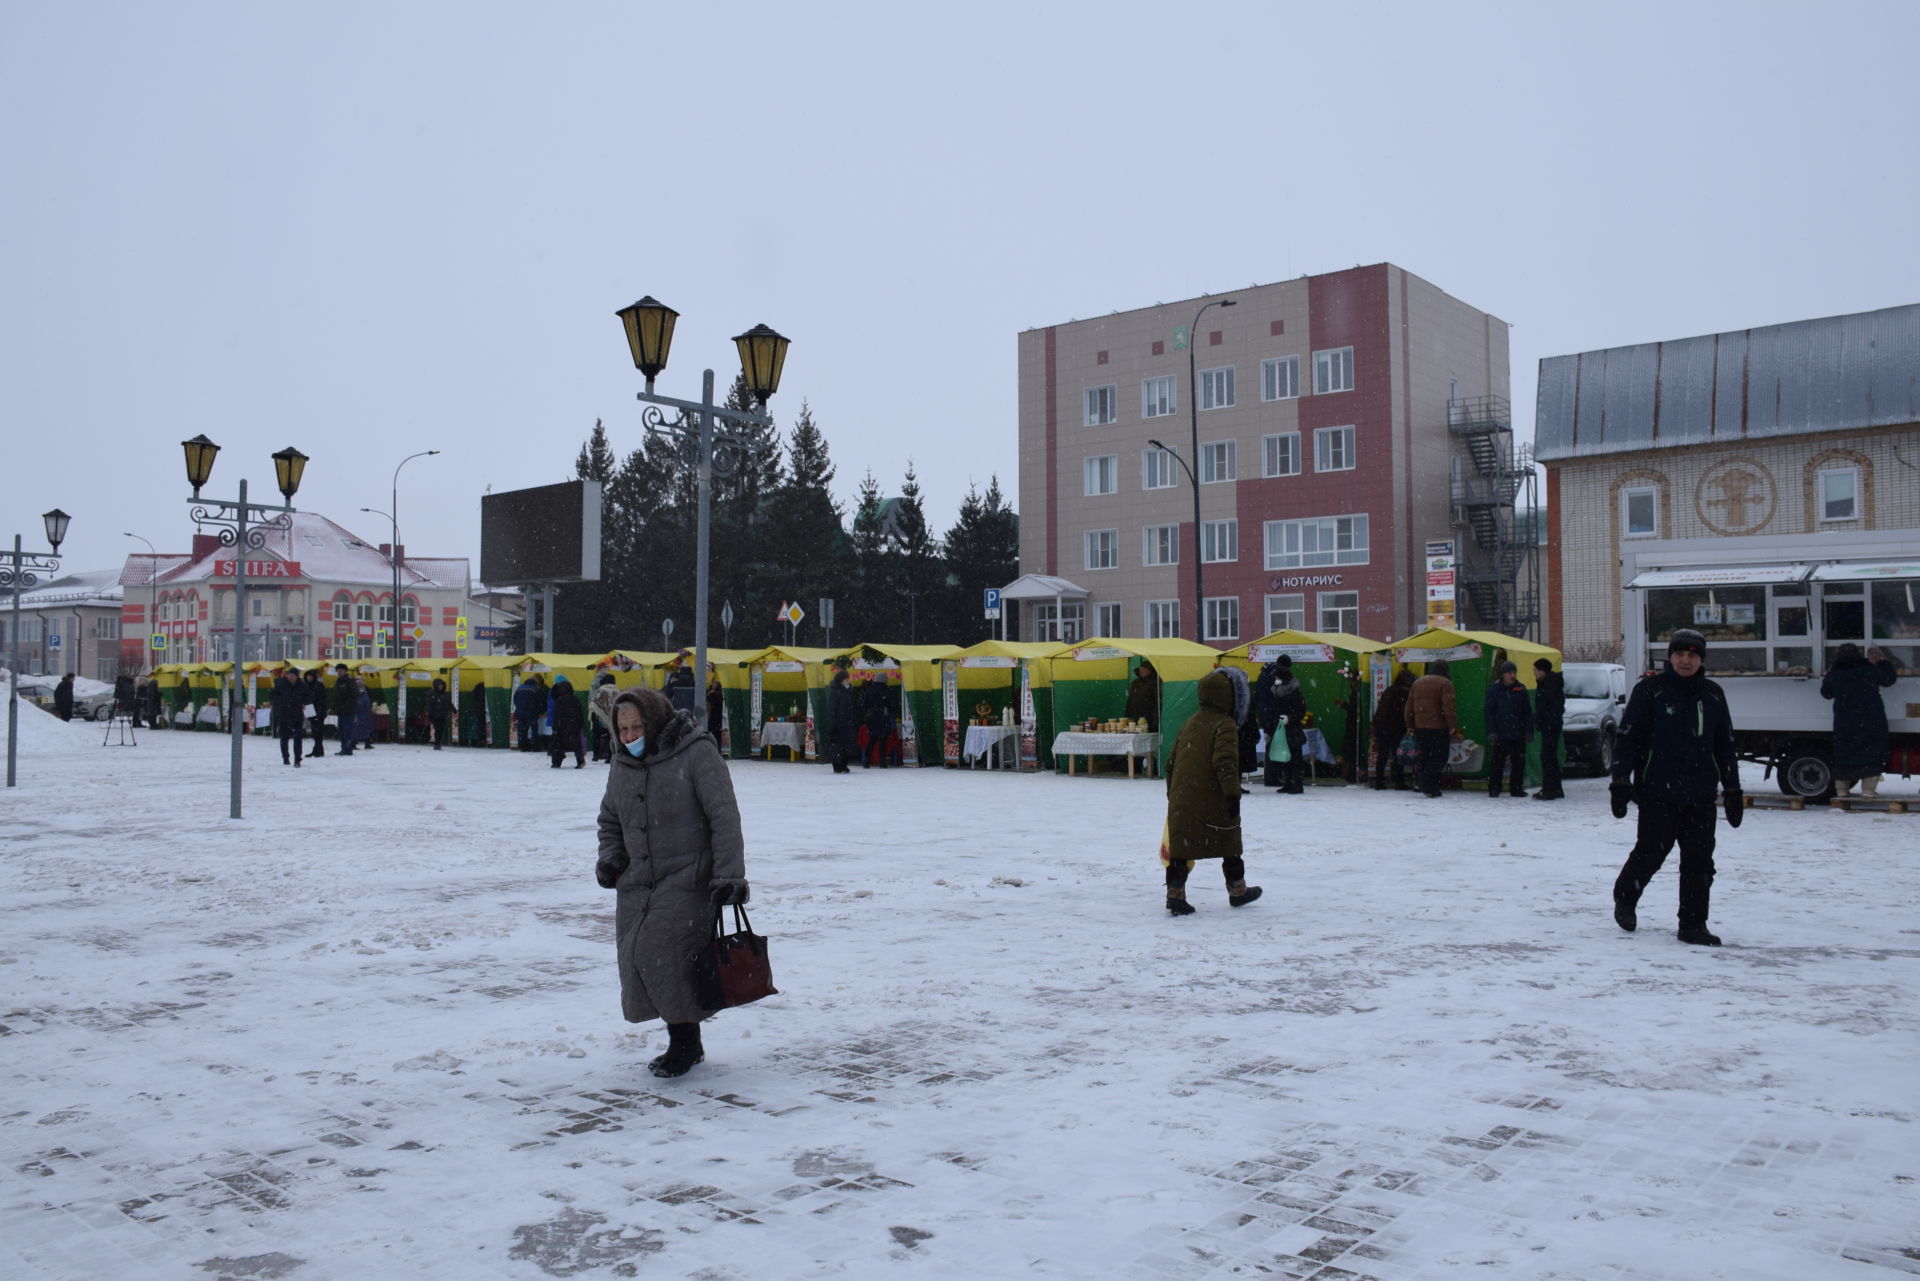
[1051,731,1161,777]
[758,720,806,757]
[962,723,1018,766]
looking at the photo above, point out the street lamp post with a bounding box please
[615,297,790,692]
[1184,297,1235,643]
[1146,438,1201,639]
[3,508,71,788]
[180,436,309,819]
[386,451,440,658]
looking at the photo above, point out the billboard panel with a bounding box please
[480,480,602,584]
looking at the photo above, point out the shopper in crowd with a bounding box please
[1407,660,1461,798]
[330,664,358,757]
[1532,657,1566,800]
[513,674,546,752]
[53,674,75,722]
[589,673,620,763]
[1482,661,1535,798]
[1370,669,1415,790]
[705,667,724,742]
[1822,643,1898,797]
[353,678,376,750]
[1256,654,1307,794]
[548,672,585,769]
[1125,660,1162,774]
[1611,628,1741,946]
[861,673,895,768]
[426,678,453,750]
[825,665,858,774]
[303,669,328,756]
[666,662,697,713]
[140,677,163,729]
[270,669,305,766]
[595,685,749,1079]
[1162,669,1261,915]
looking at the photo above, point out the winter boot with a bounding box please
[1861,775,1881,798]
[1834,778,1854,796]
[1228,882,1263,908]
[1165,887,1196,917]
[1677,925,1722,947]
[648,1022,705,1078]
[1612,885,1638,933]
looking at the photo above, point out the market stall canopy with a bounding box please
[1228,629,1388,663]
[598,650,679,671]
[1808,562,1920,581]
[1625,564,1811,589]
[1386,627,1561,688]
[997,574,1090,601]
[1045,637,1220,684]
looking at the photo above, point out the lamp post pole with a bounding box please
[3,510,70,787]
[1185,297,1235,643]
[389,451,440,658]
[180,437,309,819]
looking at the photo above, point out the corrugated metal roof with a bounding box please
[1535,302,1920,461]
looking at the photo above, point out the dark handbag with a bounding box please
[1396,733,1421,765]
[697,903,778,1010]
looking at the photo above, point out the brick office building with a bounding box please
[1016,264,1516,646]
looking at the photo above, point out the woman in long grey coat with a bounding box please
[595,686,749,1078]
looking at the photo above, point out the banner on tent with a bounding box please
[960,655,1018,668]
[1248,643,1335,663]
[1069,645,1127,662]
[749,667,764,750]
[1393,642,1482,662]
[851,657,898,672]
[763,660,805,674]
[941,662,961,764]
[1019,662,1037,768]
[900,693,917,766]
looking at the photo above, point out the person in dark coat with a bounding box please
[301,669,327,756]
[595,686,749,1079]
[589,673,619,763]
[548,672,586,768]
[706,668,724,742]
[1370,669,1415,790]
[330,664,358,756]
[513,676,546,751]
[860,675,895,768]
[1821,643,1897,797]
[1406,661,1460,797]
[825,666,859,774]
[53,674,75,722]
[1124,661,1160,730]
[426,678,453,750]
[140,677,163,729]
[269,670,305,766]
[1532,658,1566,800]
[1610,628,1741,946]
[1256,655,1307,793]
[1482,661,1535,798]
[1162,669,1261,915]
[353,679,375,750]
[666,663,697,713]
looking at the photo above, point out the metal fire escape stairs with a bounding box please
[1447,395,1541,640]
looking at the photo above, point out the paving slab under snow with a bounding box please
[1,695,1916,1281]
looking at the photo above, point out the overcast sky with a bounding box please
[5,1,1915,582]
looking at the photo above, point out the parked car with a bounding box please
[1560,662,1627,775]
[15,674,118,720]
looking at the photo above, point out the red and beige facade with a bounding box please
[1017,264,1510,646]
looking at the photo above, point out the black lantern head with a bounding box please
[271,446,309,502]
[617,296,678,382]
[43,508,71,552]
[181,435,221,497]
[732,324,790,406]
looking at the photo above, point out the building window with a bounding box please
[1032,602,1085,643]
[1141,375,1177,419]
[1623,485,1658,537]
[97,656,117,683]
[1094,602,1121,638]
[400,603,418,626]
[334,599,352,622]
[1818,467,1859,522]
[1262,432,1301,478]
[1202,518,1238,563]
[1201,440,1236,483]
[1264,514,1370,569]
[1143,523,1180,567]
[1313,347,1354,394]
[96,617,120,640]
[1205,596,1240,641]
[354,601,373,622]
[1314,425,1355,472]
[1199,366,1236,410]
[1318,591,1360,634]
[1084,385,1117,426]
[1145,600,1180,639]
[1265,593,1306,632]
[1084,529,1118,571]
[1084,455,1118,496]
[1261,355,1300,402]
[1143,447,1178,490]
[379,603,395,624]
[250,595,266,617]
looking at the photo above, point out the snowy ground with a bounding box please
[2,698,1917,1281]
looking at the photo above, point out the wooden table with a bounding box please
[1051,731,1161,778]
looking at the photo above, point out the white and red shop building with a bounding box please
[119,511,474,671]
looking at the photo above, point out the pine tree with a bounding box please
[769,401,849,647]
[892,462,937,643]
[849,469,897,638]
[557,420,623,651]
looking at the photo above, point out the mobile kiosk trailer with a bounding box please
[1620,537,1920,799]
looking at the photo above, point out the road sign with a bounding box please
[984,588,1002,620]
[661,618,674,638]
[818,597,834,629]
[151,634,167,651]
[47,634,60,650]
[411,626,424,641]
[455,615,468,629]
[784,602,805,625]
[455,631,468,650]
[720,600,735,630]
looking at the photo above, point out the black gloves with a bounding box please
[1609,782,1633,819]
[1724,791,1744,828]
[595,857,627,889]
[710,881,750,908]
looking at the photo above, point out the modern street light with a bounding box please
[180,436,309,819]
[385,450,440,658]
[1147,437,1201,639]
[615,296,790,691]
[1184,296,1235,643]
[3,508,71,788]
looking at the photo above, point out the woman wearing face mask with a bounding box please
[594,686,750,1078]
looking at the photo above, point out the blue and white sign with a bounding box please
[983,588,1002,620]
[47,633,60,650]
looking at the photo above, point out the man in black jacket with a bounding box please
[1482,661,1534,797]
[302,669,328,756]
[426,678,454,750]
[1531,658,1565,800]
[270,670,306,766]
[1610,628,1741,946]
[825,666,858,774]
[53,674,75,722]
[330,664,358,757]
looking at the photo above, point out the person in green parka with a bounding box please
[1160,669,1262,915]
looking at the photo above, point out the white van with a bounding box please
[1560,662,1627,775]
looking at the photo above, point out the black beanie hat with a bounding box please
[1669,628,1708,657]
